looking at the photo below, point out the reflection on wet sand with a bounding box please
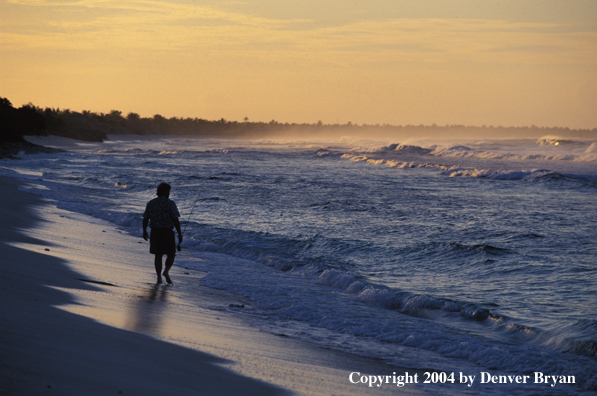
[126,284,169,336]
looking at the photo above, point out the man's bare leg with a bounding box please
[163,254,174,285]
[154,254,163,284]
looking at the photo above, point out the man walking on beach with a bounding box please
[143,183,183,285]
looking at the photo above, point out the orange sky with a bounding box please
[1,0,596,128]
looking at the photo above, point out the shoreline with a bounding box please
[0,139,63,159]
[0,175,426,396]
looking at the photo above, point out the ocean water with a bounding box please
[3,134,597,395]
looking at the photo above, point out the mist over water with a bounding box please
[4,134,597,394]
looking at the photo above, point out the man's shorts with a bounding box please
[149,228,176,256]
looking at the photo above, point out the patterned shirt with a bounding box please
[143,196,181,229]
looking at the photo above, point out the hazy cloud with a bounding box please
[2,1,595,67]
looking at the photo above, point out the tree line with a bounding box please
[2,97,595,143]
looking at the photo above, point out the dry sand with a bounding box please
[0,176,428,396]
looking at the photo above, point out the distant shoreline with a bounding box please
[3,97,596,145]
[0,139,63,159]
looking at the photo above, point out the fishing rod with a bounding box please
[178,197,199,251]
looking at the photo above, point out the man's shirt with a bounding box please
[143,196,180,229]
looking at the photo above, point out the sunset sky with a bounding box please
[1,0,596,128]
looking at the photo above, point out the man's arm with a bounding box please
[173,217,183,244]
[143,217,149,241]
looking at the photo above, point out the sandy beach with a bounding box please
[0,175,427,396]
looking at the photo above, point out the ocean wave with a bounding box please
[313,267,597,368]
[393,241,515,265]
[380,143,432,155]
[442,168,539,180]
[178,223,596,368]
[357,143,433,155]
[441,168,597,188]
[198,250,597,388]
[505,232,545,241]
[315,268,497,320]
[181,224,509,323]
[565,340,597,358]
[96,147,148,154]
[578,142,597,162]
[537,135,590,147]
[159,150,186,155]
[198,255,597,391]
[432,147,596,162]
[341,148,597,188]
[420,137,597,163]
[584,142,597,153]
[494,321,597,359]
[340,153,452,171]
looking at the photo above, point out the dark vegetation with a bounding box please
[0,98,62,158]
[2,97,596,151]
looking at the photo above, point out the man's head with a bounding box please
[157,182,171,197]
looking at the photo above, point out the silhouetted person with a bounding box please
[143,183,182,284]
